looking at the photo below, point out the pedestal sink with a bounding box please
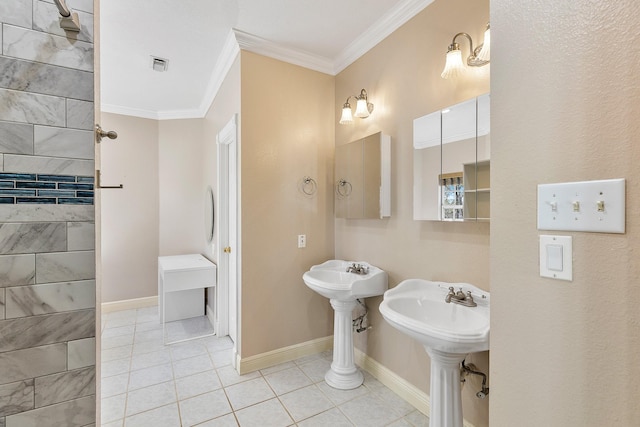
[379,279,490,427]
[303,260,388,389]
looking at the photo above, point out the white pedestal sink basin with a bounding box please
[303,260,388,389]
[379,279,489,427]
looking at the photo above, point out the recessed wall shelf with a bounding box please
[463,160,491,221]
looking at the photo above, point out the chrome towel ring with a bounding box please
[301,176,317,196]
[336,179,352,197]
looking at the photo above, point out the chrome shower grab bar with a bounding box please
[53,0,72,17]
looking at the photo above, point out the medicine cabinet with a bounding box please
[413,93,490,221]
[335,132,391,219]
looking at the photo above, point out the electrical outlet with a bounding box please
[297,234,306,248]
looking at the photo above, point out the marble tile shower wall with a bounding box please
[0,1,96,426]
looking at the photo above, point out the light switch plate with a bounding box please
[537,179,625,233]
[539,235,572,281]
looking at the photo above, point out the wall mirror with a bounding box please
[335,131,391,219]
[413,93,490,221]
[205,186,214,243]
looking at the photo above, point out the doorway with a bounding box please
[216,115,240,365]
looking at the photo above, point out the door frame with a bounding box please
[216,114,240,365]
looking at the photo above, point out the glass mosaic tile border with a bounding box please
[0,172,94,205]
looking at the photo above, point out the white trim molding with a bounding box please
[102,0,433,120]
[333,0,435,73]
[233,337,476,427]
[101,29,240,121]
[101,296,158,314]
[233,29,334,75]
[354,348,430,417]
[237,336,333,375]
[197,29,241,117]
[100,104,162,120]
[101,104,204,121]
[233,0,434,76]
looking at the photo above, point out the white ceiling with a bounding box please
[99,0,434,120]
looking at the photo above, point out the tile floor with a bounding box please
[100,306,429,426]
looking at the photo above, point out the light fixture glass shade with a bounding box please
[477,27,490,62]
[441,49,465,79]
[354,98,370,118]
[339,106,353,124]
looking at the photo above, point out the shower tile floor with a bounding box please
[100,306,430,426]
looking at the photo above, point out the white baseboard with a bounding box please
[237,336,333,375]
[354,348,476,427]
[214,334,477,427]
[101,296,158,313]
[354,348,430,416]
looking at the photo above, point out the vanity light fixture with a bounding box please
[339,89,374,125]
[441,23,490,79]
[476,23,490,61]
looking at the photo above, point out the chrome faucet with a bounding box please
[445,286,477,307]
[346,263,369,275]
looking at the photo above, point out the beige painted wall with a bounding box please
[490,0,640,425]
[99,113,203,303]
[99,59,240,304]
[335,0,490,425]
[97,2,639,424]
[158,119,205,256]
[239,52,336,357]
[100,113,160,302]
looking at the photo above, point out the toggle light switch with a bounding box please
[572,201,580,212]
[537,179,625,233]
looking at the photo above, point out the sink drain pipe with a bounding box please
[461,359,490,398]
[353,299,371,333]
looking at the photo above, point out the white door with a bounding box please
[216,115,239,348]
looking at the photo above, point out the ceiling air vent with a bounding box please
[151,56,169,72]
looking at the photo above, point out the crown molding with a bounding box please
[232,0,433,76]
[100,103,161,120]
[100,103,204,121]
[197,29,241,117]
[102,31,240,121]
[106,0,431,119]
[156,108,205,120]
[333,0,435,73]
[233,29,334,75]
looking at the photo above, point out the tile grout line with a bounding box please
[101,308,426,427]
[170,341,183,425]
[121,316,136,423]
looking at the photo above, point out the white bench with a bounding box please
[158,254,216,343]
